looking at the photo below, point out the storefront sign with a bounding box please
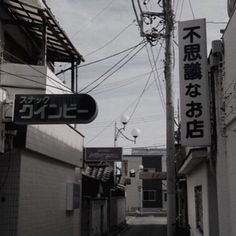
[179,19,211,146]
[84,147,122,162]
[139,171,167,180]
[14,94,98,124]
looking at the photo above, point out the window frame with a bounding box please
[143,190,156,201]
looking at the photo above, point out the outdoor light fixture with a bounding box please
[114,114,140,146]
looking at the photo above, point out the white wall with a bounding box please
[18,150,81,236]
[220,8,236,236]
[123,156,142,212]
[187,163,209,236]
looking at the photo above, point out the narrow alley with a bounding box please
[117,215,167,236]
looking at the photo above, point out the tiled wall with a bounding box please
[17,150,81,236]
[0,148,81,236]
[0,150,21,235]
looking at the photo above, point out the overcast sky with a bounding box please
[46,0,228,152]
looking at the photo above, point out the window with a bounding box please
[195,185,203,234]
[164,193,167,202]
[143,190,156,201]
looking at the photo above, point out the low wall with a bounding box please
[82,198,108,236]
[110,197,126,230]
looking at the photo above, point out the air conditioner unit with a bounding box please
[212,40,223,55]
[66,183,80,211]
[210,40,223,69]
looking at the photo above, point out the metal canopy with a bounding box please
[1,0,84,63]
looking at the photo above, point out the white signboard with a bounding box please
[179,19,211,146]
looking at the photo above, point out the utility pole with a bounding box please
[131,1,176,234]
[163,0,176,236]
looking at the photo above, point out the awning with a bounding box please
[1,0,84,63]
[178,148,208,175]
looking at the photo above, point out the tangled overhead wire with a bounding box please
[132,0,164,46]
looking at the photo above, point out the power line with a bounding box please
[149,42,166,111]
[56,41,145,76]
[128,70,153,121]
[78,41,146,68]
[79,40,144,93]
[206,21,227,24]
[71,0,116,38]
[179,0,185,21]
[80,42,147,93]
[85,69,157,145]
[86,43,147,94]
[85,20,136,57]
[188,0,195,19]
[82,114,164,128]
[145,45,165,113]
[3,50,72,92]
[0,69,72,93]
[91,73,148,95]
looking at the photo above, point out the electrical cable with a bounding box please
[149,43,166,110]
[80,42,147,93]
[4,42,146,97]
[188,0,195,19]
[128,67,154,122]
[79,40,145,93]
[85,20,136,57]
[3,50,72,92]
[145,45,165,113]
[78,41,146,68]
[0,69,73,93]
[92,73,148,96]
[206,21,227,25]
[71,0,116,38]
[179,0,185,21]
[85,73,157,145]
[56,41,145,75]
[86,43,147,94]
[82,114,164,129]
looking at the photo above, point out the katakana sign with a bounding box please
[14,94,98,124]
[179,19,211,146]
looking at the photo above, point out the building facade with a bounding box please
[122,148,167,213]
[176,2,236,236]
[0,1,84,235]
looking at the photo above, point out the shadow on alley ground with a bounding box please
[114,215,167,236]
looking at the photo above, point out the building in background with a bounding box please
[0,1,84,236]
[122,148,167,214]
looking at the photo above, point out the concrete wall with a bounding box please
[82,198,108,236]
[0,150,21,235]
[187,163,209,236]
[110,197,126,228]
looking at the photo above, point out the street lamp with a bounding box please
[114,114,141,147]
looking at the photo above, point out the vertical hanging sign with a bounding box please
[179,19,211,146]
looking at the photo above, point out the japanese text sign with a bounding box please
[178,19,211,146]
[14,94,98,124]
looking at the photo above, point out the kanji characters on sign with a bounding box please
[179,19,211,146]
